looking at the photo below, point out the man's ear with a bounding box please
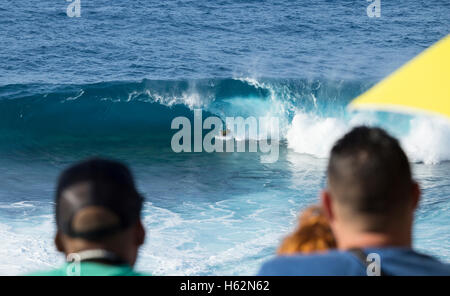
[55,230,65,253]
[321,190,334,222]
[135,220,146,246]
[411,181,421,210]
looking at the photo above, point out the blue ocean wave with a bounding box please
[1,78,449,164]
[0,78,368,133]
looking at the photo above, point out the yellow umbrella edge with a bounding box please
[348,34,450,119]
[348,102,450,121]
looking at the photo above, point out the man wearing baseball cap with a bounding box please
[29,158,146,276]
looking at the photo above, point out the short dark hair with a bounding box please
[55,158,143,240]
[327,126,413,229]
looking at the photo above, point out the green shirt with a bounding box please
[27,262,148,276]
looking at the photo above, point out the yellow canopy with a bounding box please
[349,35,450,118]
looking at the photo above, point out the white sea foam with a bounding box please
[285,109,450,165]
[0,217,61,275]
[401,116,450,165]
[135,195,293,275]
[286,112,347,158]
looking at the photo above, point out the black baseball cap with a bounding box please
[55,158,144,241]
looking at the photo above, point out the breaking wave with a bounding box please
[0,78,448,164]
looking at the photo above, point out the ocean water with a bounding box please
[0,0,449,275]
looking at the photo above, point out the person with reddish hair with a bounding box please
[277,205,336,255]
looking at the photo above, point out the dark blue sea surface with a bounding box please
[0,0,449,275]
